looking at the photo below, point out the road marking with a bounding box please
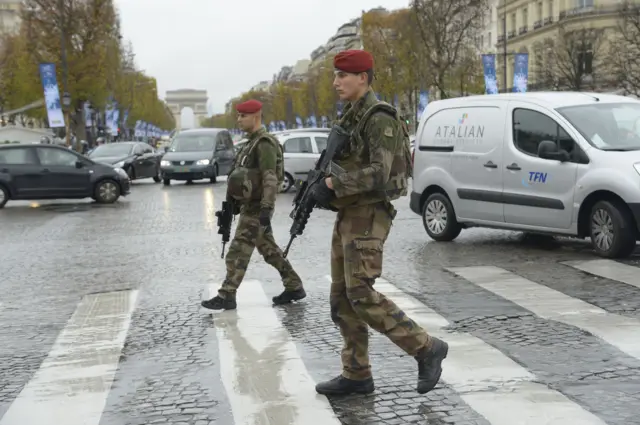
[0,290,138,425]
[448,266,640,360]
[209,281,340,425]
[563,259,640,289]
[324,275,607,425]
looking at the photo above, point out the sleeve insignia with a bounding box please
[384,126,394,137]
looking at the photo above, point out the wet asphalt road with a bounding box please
[1,178,640,425]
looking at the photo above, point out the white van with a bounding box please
[410,92,640,258]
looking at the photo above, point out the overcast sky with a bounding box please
[114,0,410,118]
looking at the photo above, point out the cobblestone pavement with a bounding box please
[1,178,640,425]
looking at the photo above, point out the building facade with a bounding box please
[497,0,629,89]
[481,0,501,53]
[0,0,21,36]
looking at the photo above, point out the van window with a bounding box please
[513,109,575,157]
[557,102,640,151]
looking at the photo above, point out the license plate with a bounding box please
[177,167,190,172]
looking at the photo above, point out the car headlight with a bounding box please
[114,168,128,178]
[114,161,125,168]
[160,160,171,167]
[196,159,210,165]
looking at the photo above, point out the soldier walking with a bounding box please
[310,50,449,396]
[201,99,306,310]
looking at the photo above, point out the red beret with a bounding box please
[236,99,262,114]
[333,50,374,73]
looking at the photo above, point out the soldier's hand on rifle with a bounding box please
[259,207,271,227]
[312,178,335,209]
[226,195,240,215]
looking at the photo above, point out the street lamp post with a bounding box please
[59,0,71,147]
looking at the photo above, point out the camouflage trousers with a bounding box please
[330,202,431,380]
[219,204,302,299]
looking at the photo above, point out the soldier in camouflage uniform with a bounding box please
[311,50,449,396]
[201,99,306,311]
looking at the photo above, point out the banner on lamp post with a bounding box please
[513,53,529,93]
[38,63,65,128]
[481,54,499,94]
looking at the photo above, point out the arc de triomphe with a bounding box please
[165,89,209,130]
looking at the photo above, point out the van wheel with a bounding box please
[422,193,461,241]
[589,200,637,258]
[0,184,8,208]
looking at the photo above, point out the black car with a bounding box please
[0,144,131,208]
[88,141,163,182]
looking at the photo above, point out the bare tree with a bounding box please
[541,25,605,91]
[410,0,488,98]
[609,2,640,96]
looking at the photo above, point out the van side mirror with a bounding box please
[538,140,570,162]
[164,146,169,152]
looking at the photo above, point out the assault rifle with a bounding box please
[215,200,235,258]
[282,124,350,258]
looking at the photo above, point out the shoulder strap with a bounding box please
[354,101,399,137]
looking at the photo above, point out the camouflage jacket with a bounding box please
[330,89,408,207]
[227,127,279,210]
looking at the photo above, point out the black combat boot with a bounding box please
[201,295,237,311]
[416,337,449,394]
[272,288,306,305]
[315,375,375,396]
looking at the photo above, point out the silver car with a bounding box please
[275,128,330,192]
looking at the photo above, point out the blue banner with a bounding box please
[416,91,429,122]
[482,54,499,95]
[111,107,120,136]
[513,53,529,93]
[83,102,92,127]
[38,63,65,128]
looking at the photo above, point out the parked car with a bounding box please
[0,144,130,208]
[411,91,640,258]
[88,141,163,182]
[160,128,235,185]
[274,128,331,192]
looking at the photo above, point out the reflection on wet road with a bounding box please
[0,178,639,425]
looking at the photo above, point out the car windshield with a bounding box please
[557,102,640,151]
[89,143,133,157]
[170,134,216,152]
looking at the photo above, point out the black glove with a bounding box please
[226,195,241,215]
[259,208,271,227]
[312,179,335,209]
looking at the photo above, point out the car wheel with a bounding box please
[280,172,294,193]
[163,178,171,186]
[422,193,462,241]
[589,200,637,258]
[210,164,218,184]
[0,184,9,208]
[94,179,121,204]
[153,167,161,183]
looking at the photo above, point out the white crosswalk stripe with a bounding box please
[323,275,607,425]
[563,259,640,289]
[6,258,640,425]
[0,290,138,425]
[206,281,340,425]
[448,266,640,360]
